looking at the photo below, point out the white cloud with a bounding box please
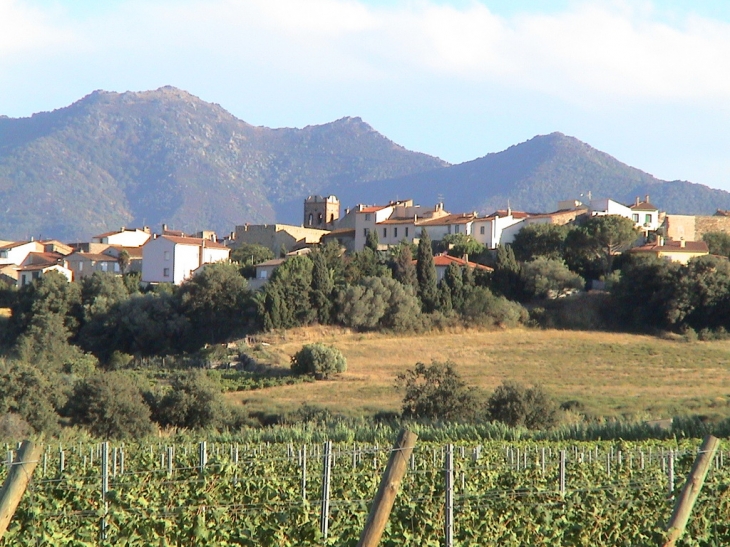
[0,0,75,58]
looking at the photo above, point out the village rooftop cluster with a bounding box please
[0,194,718,289]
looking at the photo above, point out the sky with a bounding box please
[2,0,730,191]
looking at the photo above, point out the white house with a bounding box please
[141,235,230,285]
[16,264,73,287]
[0,241,44,266]
[472,211,529,249]
[629,196,661,232]
[92,228,151,247]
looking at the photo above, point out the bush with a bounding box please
[397,360,479,421]
[486,380,559,429]
[66,371,156,439]
[520,257,584,300]
[154,370,230,430]
[461,287,527,327]
[290,343,347,380]
[0,360,64,434]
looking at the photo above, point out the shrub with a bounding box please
[486,380,559,429]
[461,287,527,327]
[290,343,347,379]
[397,360,479,421]
[0,360,64,434]
[520,257,584,300]
[66,371,156,439]
[154,370,230,430]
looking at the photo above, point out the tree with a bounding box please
[336,277,424,332]
[257,255,315,330]
[416,229,438,312]
[0,359,64,434]
[486,380,559,429]
[365,228,379,251]
[491,244,522,300]
[702,232,730,258]
[396,360,479,421]
[310,249,334,324]
[66,371,156,439]
[461,287,527,327]
[520,257,584,300]
[565,215,639,277]
[117,249,131,274]
[231,243,274,278]
[440,234,485,260]
[510,223,570,262]
[80,271,130,323]
[177,263,251,347]
[291,343,347,379]
[154,370,229,430]
[391,243,418,289]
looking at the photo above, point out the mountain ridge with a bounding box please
[0,87,728,241]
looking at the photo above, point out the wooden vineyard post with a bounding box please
[663,435,721,547]
[0,440,43,540]
[356,430,418,547]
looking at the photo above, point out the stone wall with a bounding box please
[665,214,730,241]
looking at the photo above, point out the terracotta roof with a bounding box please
[25,252,64,264]
[67,252,117,262]
[417,213,477,226]
[256,258,286,268]
[359,205,389,214]
[630,202,658,211]
[413,253,493,271]
[631,240,709,253]
[160,236,229,249]
[16,264,67,272]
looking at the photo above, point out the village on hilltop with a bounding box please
[0,194,722,290]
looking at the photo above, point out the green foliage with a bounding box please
[257,256,315,330]
[510,223,570,262]
[0,359,64,434]
[702,231,730,257]
[486,380,559,429]
[232,243,275,278]
[565,215,639,277]
[310,249,334,324]
[520,257,584,300]
[491,244,523,300]
[66,371,156,439]
[397,360,479,421]
[390,242,418,289]
[365,228,379,251]
[344,247,389,284]
[290,343,347,380]
[80,271,130,322]
[154,370,230,430]
[461,287,527,327]
[440,233,485,259]
[416,228,438,312]
[178,262,251,347]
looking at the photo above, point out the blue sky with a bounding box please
[3,0,730,193]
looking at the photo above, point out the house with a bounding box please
[249,258,287,291]
[472,210,530,249]
[0,240,45,266]
[16,263,73,287]
[320,228,356,253]
[430,254,492,281]
[629,196,661,232]
[234,224,330,254]
[92,227,151,247]
[141,235,230,285]
[630,238,709,264]
[103,246,144,273]
[65,252,122,280]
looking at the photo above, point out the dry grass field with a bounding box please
[224,327,730,421]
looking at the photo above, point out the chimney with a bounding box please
[635,196,640,206]
[680,237,686,248]
[645,195,650,203]
[162,223,168,233]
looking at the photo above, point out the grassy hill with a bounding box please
[338,132,730,216]
[226,327,730,422]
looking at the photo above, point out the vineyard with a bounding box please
[1,437,728,546]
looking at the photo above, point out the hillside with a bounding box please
[0,87,446,240]
[336,132,730,215]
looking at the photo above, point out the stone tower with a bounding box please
[304,195,340,229]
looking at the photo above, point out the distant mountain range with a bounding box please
[1,86,729,241]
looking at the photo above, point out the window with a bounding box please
[78,262,84,271]
[645,214,652,224]
[365,213,371,221]
[114,262,120,272]
[394,227,398,238]
[454,225,460,233]
[480,226,485,235]
[21,274,27,285]
[318,213,323,224]
[32,271,40,280]
[383,228,387,238]
[308,213,313,225]
[405,227,409,237]
[259,269,267,279]
[164,250,170,261]
[632,214,639,223]
[163,268,170,277]
[364,228,369,237]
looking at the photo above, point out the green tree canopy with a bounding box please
[416,229,438,313]
[702,231,730,257]
[510,223,570,262]
[565,215,639,277]
[231,243,275,278]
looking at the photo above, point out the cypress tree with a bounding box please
[393,244,418,289]
[310,250,333,324]
[416,228,438,312]
[365,229,379,251]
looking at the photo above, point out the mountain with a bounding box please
[334,132,730,216]
[0,87,446,241]
[2,88,729,242]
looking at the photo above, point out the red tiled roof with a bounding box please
[160,235,229,249]
[418,213,477,226]
[0,240,38,250]
[631,240,709,253]
[630,202,658,211]
[413,253,493,271]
